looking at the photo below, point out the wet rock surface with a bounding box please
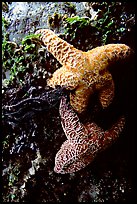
[2,2,136,202]
[3,2,85,44]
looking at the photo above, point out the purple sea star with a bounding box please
[54,96,125,174]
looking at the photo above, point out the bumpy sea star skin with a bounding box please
[35,29,132,113]
[54,96,125,174]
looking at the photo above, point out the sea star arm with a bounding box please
[35,29,85,71]
[69,84,94,113]
[102,116,125,150]
[55,96,126,174]
[87,43,132,68]
[35,29,132,114]
[84,122,104,134]
[59,96,87,140]
[98,79,115,108]
[47,66,79,90]
[54,116,125,174]
[86,44,132,109]
[85,115,125,152]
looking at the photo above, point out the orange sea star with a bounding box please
[54,96,125,174]
[35,29,132,113]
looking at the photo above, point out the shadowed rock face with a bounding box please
[2,2,86,44]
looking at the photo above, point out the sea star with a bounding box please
[35,29,132,113]
[54,96,125,174]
